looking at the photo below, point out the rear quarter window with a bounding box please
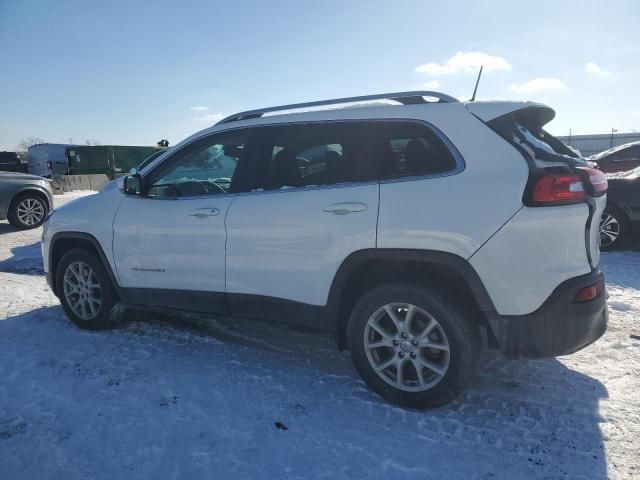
[369,121,459,179]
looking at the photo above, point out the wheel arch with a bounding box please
[10,187,52,211]
[321,249,497,349]
[50,232,123,300]
[606,201,632,222]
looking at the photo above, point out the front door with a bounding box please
[112,129,252,314]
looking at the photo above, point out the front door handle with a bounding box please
[322,202,367,215]
[189,207,220,218]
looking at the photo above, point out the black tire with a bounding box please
[56,248,120,330]
[347,284,481,409]
[599,206,628,251]
[7,192,49,230]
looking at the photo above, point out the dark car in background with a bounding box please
[600,166,640,250]
[591,142,640,174]
[0,151,26,173]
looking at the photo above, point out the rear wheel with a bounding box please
[7,193,48,229]
[56,248,120,330]
[599,207,628,251]
[347,284,481,409]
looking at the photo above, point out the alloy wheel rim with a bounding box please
[17,198,45,225]
[364,303,450,392]
[599,213,620,247]
[63,261,102,320]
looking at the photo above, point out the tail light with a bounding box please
[528,167,608,206]
[530,173,585,205]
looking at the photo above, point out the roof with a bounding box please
[215,92,556,130]
[216,91,459,125]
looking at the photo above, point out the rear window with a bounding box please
[592,143,640,161]
[0,152,20,164]
[488,109,580,162]
[607,145,640,161]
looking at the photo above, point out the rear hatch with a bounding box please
[467,102,607,268]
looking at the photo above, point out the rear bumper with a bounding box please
[488,269,608,359]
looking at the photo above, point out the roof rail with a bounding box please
[216,91,459,125]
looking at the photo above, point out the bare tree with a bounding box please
[84,139,102,146]
[15,136,45,160]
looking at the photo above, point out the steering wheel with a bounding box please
[202,181,227,194]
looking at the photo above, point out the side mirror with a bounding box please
[123,173,142,195]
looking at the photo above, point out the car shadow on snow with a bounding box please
[0,222,18,235]
[0,241,43,275]
[0,304,609,479]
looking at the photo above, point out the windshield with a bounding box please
[138,148,170,171]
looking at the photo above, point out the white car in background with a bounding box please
[41,91,608,408]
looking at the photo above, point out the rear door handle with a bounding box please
[322,202,367,215]
[189,208,220,218]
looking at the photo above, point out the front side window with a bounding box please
[255,123,373,190]
[370,121,458,179]
[147,131,247,197]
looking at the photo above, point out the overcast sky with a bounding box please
[1,0,639,150]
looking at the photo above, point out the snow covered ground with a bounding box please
[0,192,638,479]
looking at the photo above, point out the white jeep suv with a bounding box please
[41,91,609,408]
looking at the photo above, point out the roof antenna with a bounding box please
[470,65,483,101]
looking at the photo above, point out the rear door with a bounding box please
[224,121,379,327]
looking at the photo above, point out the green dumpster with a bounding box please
[66,145,162,179]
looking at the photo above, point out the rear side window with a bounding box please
[369,121,458,179]
[255,122,374,190]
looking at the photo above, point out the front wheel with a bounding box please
[347,284,481,409]
[56,248,120,330]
